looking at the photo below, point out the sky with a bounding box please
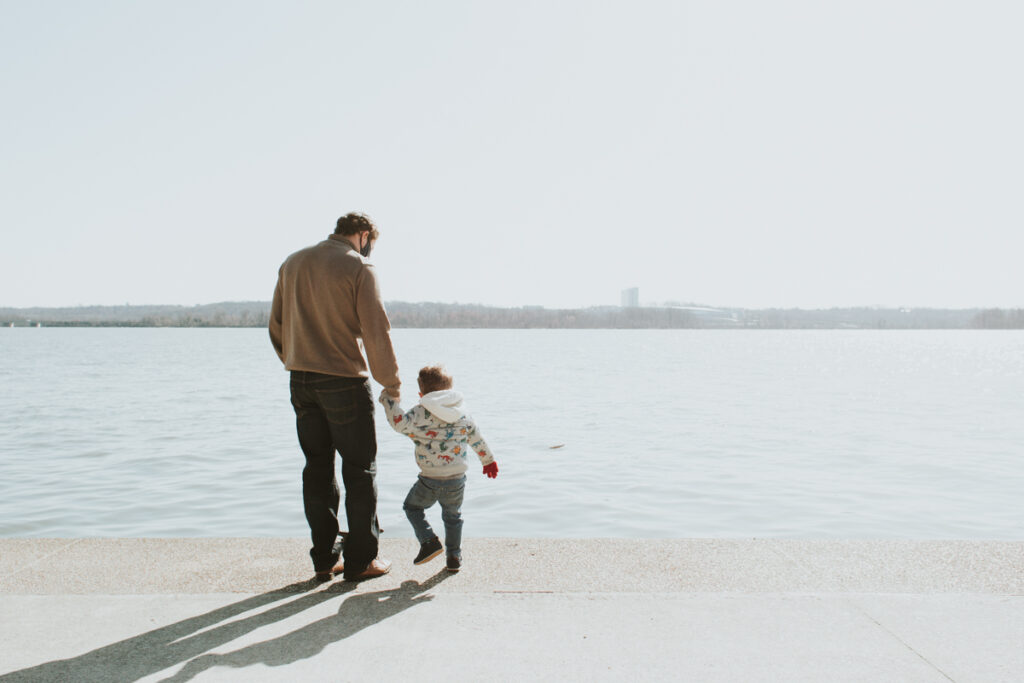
[2,1,1022,310]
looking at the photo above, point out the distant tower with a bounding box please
[620,287,639,308]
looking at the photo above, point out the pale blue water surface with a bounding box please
[1,328,1021,539]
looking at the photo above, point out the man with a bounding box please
[270,212,400,581]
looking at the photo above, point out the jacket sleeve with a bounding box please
[355,264,401,396]
[269,267,285,363]
[379,391,416,436]
[465,419,496,466]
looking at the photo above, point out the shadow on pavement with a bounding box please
[1,571,450,683]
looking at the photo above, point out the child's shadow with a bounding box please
[0,571,449,683]
[164,570,451,681]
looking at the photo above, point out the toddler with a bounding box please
[379,364,498,572]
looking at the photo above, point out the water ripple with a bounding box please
[1,328,1022,539]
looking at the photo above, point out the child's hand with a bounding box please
[483,462,498,479]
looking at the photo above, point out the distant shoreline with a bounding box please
[2,301,1023,329]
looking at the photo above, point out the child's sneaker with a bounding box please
[446,554,461,572]
[414,537,443,565]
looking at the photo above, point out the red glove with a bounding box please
[483,462,499,479]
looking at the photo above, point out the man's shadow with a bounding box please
[1,571,450,683]
[164,571,449,681]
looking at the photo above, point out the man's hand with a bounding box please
[483,462,499,479]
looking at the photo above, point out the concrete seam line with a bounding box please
[0,538,84,584]
[847,597,957,683]
[766,541,815,587]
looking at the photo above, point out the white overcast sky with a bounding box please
[2,1,1021,309]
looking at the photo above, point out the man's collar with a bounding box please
[328,233,357,250]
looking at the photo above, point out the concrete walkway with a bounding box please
[0,539,1021,682]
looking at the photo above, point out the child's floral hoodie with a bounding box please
[379,389,496,479]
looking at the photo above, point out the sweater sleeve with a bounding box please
[465,419,496,466]
[355,264,401,396]
[269,267,285,363]
[379,391,416,436]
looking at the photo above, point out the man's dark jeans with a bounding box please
[289,371,379,575]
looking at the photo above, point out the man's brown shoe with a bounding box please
[345,557,392,582]
[314,562,344,582]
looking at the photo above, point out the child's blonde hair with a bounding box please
[418,365,453,394]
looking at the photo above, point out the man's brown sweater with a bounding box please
[269,234,401,395]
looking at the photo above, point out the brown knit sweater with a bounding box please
[269,234,401,395]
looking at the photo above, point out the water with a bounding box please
[1,328,1022,539]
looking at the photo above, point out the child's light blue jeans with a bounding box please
[403,474,466,559]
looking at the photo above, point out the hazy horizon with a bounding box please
[2,293,1022,313]
[1,298,1017,313]
[3,2,1022,310]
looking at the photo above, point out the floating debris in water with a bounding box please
[549,444,565,449]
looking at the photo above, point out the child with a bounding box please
[379,364,498,572]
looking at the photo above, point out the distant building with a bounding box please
[620,287,639,308]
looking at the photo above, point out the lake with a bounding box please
[1,327,1021,539]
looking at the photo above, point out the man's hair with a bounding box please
[418,365,453,395]
[334,212,380,240]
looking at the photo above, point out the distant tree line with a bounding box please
[969,308,1024,329]
[0,302,271,328]
[385,302,702,328]
[735,307,994,329]
[1,302,1022,329]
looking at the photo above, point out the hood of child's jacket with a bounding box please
[419,390,465,423]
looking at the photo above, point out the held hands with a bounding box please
[483,462,499,479]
